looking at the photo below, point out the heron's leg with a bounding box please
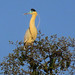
[24,42,26,46]
[24,42,28,49]
[34,40,37,43]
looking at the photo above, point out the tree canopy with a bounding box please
[0,31,75,75]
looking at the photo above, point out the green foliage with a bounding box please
[0,31,75,75]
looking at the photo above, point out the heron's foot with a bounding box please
[34,40,37,43]
[24,46,26,50]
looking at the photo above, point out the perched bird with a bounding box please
[24,9,37,47]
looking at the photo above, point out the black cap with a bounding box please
[31,8,36,11]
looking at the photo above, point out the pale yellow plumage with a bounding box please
[24,9,37,46]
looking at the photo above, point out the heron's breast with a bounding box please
[30,26,37,39]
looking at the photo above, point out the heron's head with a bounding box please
[24,8,37,16]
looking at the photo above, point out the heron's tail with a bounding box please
[24,42,26,50]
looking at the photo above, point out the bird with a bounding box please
[24,9,37,47]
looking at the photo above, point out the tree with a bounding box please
[0,31,75,75]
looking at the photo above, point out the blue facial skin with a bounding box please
[29,11,33,14]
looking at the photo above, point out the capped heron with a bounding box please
[24,9,37,47]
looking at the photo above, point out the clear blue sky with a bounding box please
[0,0,75,73]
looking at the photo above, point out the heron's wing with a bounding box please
[24,29,31,43]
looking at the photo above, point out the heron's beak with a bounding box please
[24,11,32,15]
[24,13,29,15]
